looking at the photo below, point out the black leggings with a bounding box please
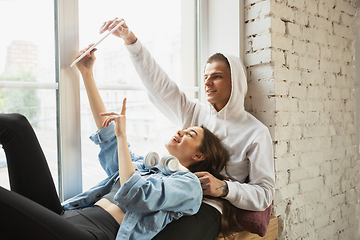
[0,113,119,240]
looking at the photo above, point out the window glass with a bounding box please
[79,0,196,190]
[0,0,57,190]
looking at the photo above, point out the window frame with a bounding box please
[55,0,82,201]
[196,0,243,103]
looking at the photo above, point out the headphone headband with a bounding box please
[144,152,188,175]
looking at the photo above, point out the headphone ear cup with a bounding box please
[160,155,180,175]
[144,152,160,169]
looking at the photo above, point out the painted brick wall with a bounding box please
[244,0,359,239]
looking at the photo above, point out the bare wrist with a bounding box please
[79,69,93,77]
[116,134,127,141]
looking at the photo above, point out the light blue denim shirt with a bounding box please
[62,123,203,240]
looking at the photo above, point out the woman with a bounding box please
[0,54,232,240]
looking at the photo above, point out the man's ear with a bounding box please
[192,152,205,162]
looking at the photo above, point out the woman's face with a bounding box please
[165,127,205,167]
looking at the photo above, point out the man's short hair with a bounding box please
[206,53,230,71]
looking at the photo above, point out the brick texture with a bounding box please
[244,0,359,239]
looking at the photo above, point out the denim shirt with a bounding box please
[61,123,202,240]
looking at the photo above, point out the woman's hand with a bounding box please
[102,98,135,184]
[75,44,97,74]
[99,18,137,45]
[194,172,229,197]
[101,98,127,138]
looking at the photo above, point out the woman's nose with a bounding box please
[177,130,184,137]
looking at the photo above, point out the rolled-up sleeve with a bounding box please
[115,171,202,215]
[89,122,144,176]
[89,122,119,176]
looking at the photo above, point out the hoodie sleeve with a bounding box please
[125,39,197,127]
[224,129,275,211]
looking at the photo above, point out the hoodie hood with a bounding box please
[211,54,248,119]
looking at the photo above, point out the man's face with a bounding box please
[204,61,232,111]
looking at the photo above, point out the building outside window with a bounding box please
[0,0,57,190]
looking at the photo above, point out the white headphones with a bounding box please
[144,152,189,175]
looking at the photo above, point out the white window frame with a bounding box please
[55,0,82,201]
[197,0,243,103]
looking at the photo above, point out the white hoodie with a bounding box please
[125,40,275,211]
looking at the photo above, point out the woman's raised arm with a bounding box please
[75,46,107,130]
[101,98,135,185]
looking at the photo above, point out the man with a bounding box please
[100,18,275,239]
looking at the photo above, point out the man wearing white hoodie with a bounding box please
[100,18,275,239]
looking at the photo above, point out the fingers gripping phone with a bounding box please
[70,20,125,67]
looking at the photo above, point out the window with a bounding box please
[0,0,198,199]
[78,0,197,191]
[0,0,57,190]
[197,0,242,103]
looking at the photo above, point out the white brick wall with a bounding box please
[245,0,359,239]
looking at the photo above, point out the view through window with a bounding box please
[0,0,197,193]
[0,0,57,190]
[78,0,197,190]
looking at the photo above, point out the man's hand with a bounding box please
[194,171,229,197]
[99,18,137,45]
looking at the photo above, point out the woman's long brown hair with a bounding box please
[188,125,241,239]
